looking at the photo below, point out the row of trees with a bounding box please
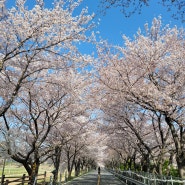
[0,0,185,182]
[94,17,185,178]
[0,0,98,184]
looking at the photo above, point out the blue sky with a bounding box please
[6,0,184,51]
[78,0,184,55]
[79,0,184,44]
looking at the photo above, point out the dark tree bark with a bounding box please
[75,158,81,177]
[165,116,185,178]
[52,146,62,185]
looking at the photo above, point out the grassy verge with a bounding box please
[0,161,54,177]
[0,161,90,183]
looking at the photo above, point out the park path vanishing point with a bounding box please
[64,169,124,185]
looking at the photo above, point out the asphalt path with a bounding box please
[64,169,124,185]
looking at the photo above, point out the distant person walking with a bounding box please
[97,167,101,185]
[98,166,101,175]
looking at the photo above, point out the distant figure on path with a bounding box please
[98,166,101,175]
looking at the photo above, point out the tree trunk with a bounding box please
[30,160,40,185]
[156,148,165,175]
[11,156,39,185]
[165,116,185,178]
[176,154,185,178]
[67,151,71,180]
[67,151,76,180]
[132,153,136,171]
[157,162,163,175]
[141,154,150,172]
[75,158,81,177]
[53,146,62,185]
[128,158,132,170]
[68,171,72,179]
[68,155,76,179]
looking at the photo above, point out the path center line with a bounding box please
[97,174,100,185]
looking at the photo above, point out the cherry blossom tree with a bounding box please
[49,113,93,183]
[0,68,90,183]
[96,17,185,177]
[60,115,98,179]
[99,99,171,172]
[0,1,96,183]
[0,0,94,117]
[0,62,96,184]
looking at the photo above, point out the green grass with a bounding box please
[0,162,54,177]
[0,165,27,176]
[0,161,89,183]
[0,161,69,183]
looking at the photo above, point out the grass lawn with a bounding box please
[0,160,88,183]
[0,161,54,177]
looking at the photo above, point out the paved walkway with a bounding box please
[64,169,124,185]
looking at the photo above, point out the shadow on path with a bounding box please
[65,169,124,185]
[100,169,123,185]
